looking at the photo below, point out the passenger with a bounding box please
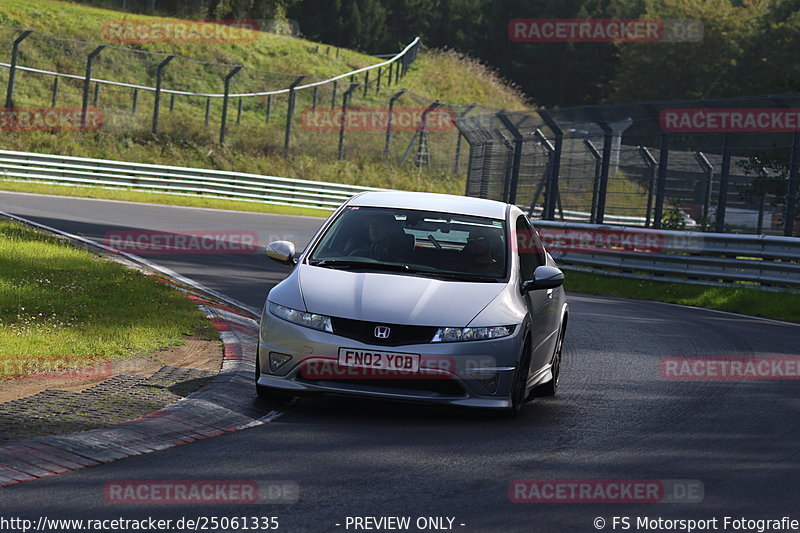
[462,227,504,276]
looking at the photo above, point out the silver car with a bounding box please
[256,191,568,414]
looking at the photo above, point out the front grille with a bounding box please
[331,317,437,347]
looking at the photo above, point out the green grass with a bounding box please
[0,0,527,195]
[564,269,800,323]
[0,220,213,379]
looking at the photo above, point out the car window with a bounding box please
[516,215,545,280]
[309,206,508,281]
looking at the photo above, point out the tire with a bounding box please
[533,323,565,398]
[256,384,293,402]
[504,336,532,417]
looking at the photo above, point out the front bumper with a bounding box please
[257,311,525,409]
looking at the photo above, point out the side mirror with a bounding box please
[266,241,296,266]
[521,265,564,292]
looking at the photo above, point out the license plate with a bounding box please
[338,348,420,372]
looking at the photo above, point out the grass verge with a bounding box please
[564,269,800,323]
[0,180,333,218]
[0,219,214,379]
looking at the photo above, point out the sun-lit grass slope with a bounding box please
[0,220,212,378]
[0,0,527,108]
[0,0,527,199]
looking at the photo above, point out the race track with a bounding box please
[1,191,798,532]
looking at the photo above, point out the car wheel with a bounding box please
[504,336,532,416]
[533,323,565,398]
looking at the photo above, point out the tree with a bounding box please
[607,0,761,102]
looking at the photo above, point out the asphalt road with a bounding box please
[1,191,799,533]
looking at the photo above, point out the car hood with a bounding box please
[298,265,505,327]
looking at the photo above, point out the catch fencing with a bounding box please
[457,95,800,237]
[0,24,491,174]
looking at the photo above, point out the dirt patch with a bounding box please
[0,336,222,404]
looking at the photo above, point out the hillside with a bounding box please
[0,0,527,195]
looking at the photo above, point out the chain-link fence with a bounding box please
[0,25,492,179]
[457,96,800,237]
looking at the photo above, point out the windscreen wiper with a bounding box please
[307,259,412,272]
[408,268,502,282]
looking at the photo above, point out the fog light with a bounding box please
[472,371,499,393]
[269,352,292,372]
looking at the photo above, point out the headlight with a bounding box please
[269,302,333,333]
[431,325,515,343]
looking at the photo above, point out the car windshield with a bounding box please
[308,206,507,282]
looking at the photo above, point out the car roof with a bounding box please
[348,191,509,220]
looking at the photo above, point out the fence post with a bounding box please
[284,75,306,155]
[651,133,672,230]
[453,104,477,174]
[376,67,382,94]
[152,54,174,134]
[5,29,33,109]
[532,129,555,217]
[50,77,59,107]
[786,131,800,237]
[81,45,105,130]
[131,88,138,115]
[496,111,524,204]
[588,110,614,224]
[93,82,100,106]
[414,100,442,168]
[338,82,361,161]
[715,133,732,232]
[537,110,563,220]
[266,95,272,123]
[312,87,318,110]
[637,146,658,227]
[584,140,602,223]
[776,98,799,237]
[363,71,369,97]
[205,98,211,125]
[384,89,407,156]
[693,151,714,230]
[219,65,243,144]
[236,98,243,124]
[331,80,338,108]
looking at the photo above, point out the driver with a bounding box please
[462,226,503,276]
[344,212,408,261]
[366,213,403,260]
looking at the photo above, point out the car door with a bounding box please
[516,215,559,373]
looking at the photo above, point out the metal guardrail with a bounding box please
[0,149,382,210]
[533,220,800,290]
